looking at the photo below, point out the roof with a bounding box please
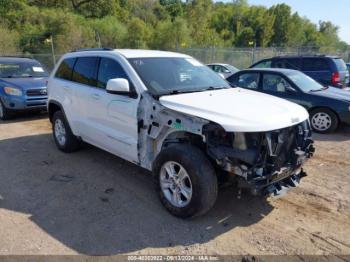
[272,55,340,59]
[0,57,38,63]
[71,49,191,59]
[116,49,190,58]
[206,63,231,66]
[241,68,300,74]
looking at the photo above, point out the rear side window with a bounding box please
[97,58,128,89]
[55,58,76,80]
[333,58,347,71]
[273,59,301,70]
[303,58,330,71]
[72,57,99,86]
[230,73,260,89]
[252,60,271,68]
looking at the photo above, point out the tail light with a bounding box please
[331,72,340,86]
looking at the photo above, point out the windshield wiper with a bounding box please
[203,86,229,91]
[309,86,329,92]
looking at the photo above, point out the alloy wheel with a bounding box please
[54,119,67,146]
[311,112,332,132]
[160,161,193,208]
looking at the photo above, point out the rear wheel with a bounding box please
[153,144,218,218]
[52,111,80,152]
[0,100,12,120]
[310,108,338,134]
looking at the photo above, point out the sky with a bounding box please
[218,0,350,44]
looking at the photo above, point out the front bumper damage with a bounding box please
[204,120,315,197]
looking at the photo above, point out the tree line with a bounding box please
[0,0,347,54]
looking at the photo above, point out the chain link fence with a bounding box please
[2,47,350,72]
[179,47,350,69]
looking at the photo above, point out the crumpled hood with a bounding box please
[0,77,47,91]
[313,86,350,102]
[160,88,309,132]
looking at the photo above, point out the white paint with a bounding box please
[160,88,309,132]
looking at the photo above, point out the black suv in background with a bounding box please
[250,55,349,88]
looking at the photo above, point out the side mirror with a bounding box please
[106,78,130,95]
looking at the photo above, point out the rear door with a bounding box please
[70,56,100,139]
[302,58,332,86]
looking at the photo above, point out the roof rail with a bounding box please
[73,47,114,52]
[0,55,33,59]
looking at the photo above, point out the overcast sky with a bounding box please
[217,0,350,44]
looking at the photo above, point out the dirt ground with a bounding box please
[0,114,349,256]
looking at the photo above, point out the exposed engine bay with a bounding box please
[203,120,315,196]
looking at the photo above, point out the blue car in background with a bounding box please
[250,55,349,89]
[0,57,49,120]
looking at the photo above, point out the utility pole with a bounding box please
[96,31,102,48]
[50,34,56,67]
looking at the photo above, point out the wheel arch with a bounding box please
[48,100,66,123]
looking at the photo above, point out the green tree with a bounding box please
[152,18,191,49]
[126,18,152,49]
[0,24,20,54]
[269,4,292,46]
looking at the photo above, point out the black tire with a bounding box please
[153,144,218,218]
[52,111,80,153]
[0,99,12,120]
[310,108,338,134]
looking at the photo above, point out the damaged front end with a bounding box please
[204,120,315,197]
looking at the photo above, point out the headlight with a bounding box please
[4,87,22,96]
[348,105,350,112]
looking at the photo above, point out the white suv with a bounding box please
[47,48,315,218]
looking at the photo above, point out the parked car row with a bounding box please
[206,55,350,133]
[3,49,350,218]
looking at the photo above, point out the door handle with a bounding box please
[63,86,70,91]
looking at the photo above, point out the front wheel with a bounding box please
[310,108,338,134]
[52,111,80,153]
[153,144,218,218]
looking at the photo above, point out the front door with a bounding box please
[85,57,139,163]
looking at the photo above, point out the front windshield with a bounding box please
[286,71,324,92]
[128,57,230,96]
[0,61,49,78]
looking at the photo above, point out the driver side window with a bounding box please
[262,74,291,93]
[97,58,129,89]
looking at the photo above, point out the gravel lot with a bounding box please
[0,114,349,255]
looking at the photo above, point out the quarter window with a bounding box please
[97,58,129,89]
[55,58,76,81]
[72,57,99,86]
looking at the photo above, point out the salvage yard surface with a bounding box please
[0,115,349,255]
